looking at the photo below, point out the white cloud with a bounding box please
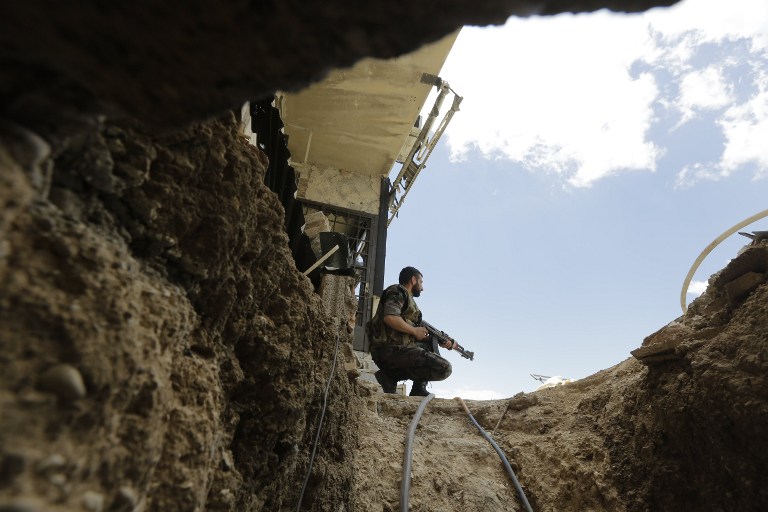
[441,12,660,188]
[720,86,768,174]
[675,68,768,186]
[430,387,506,400]
[437,0,768,188]
[644,0,768,51]
[676,66,733,123]
[675,162,722,188]
[687,279,708,296]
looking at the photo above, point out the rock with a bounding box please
[82,492,105,512]
[36,454,66,473]
[724,271,766,305]
[506,393,539,411]
[111,486,138,512]
[49,473,67,486]
[0,121,52,198]
[37,364,86,400]
[221,450,234,472]
[632,321,693,365]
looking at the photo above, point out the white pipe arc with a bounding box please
[680,208,768,314]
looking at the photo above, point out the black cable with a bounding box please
[296,331,340,511]
[457,397,534,512]
[400,393,435,511]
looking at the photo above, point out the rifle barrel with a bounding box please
[422,320,474,361]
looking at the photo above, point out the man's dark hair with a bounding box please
[399,266,422,285]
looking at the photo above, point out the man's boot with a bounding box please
[409,380,429,397]
[374,370,397,394]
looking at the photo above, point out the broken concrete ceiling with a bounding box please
[278,32,458,177]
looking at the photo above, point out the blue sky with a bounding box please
[384,0,768,399]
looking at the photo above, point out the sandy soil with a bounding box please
[352,371,630,512]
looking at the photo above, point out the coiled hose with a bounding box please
[456,397,534,512]
[400,393,435,512]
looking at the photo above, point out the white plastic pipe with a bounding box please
[301,244,340,276]
[680,208,768,313]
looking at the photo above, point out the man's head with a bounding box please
[399,266,424,297]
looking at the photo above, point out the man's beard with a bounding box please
[412,288,421,297]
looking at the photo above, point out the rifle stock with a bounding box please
[420,320,474,361]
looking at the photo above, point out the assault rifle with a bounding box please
[421,320,474,361]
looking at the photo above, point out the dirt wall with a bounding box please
[0,116,361,511]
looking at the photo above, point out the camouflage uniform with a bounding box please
[369,284,452,383]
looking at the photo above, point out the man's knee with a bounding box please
[430,359,452,381]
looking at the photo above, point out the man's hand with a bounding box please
[439,338,456,350]
[412,326,429,340]
[384,315,429,340]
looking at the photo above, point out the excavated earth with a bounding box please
[1,1,766,511]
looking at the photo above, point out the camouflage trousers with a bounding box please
[370,341,452,382]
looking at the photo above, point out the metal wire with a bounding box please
[295,331,341,511]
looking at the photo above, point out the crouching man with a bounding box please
[367,266,452,396]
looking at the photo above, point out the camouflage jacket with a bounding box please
[367,284,422,348]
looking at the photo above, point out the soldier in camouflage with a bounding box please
[369,266,453,396]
